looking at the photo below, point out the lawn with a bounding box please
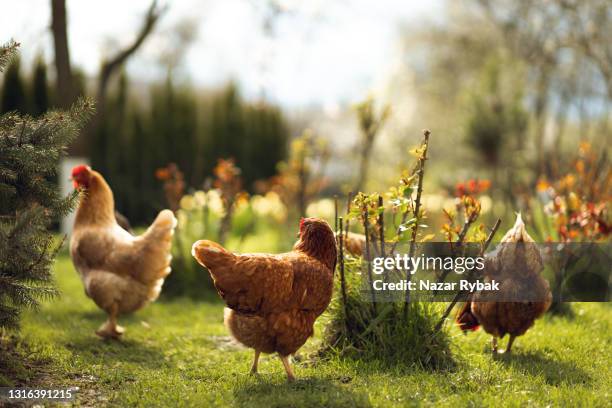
[6,254,612,407]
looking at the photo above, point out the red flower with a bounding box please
[455,182,466,197]
[467,179,478,194]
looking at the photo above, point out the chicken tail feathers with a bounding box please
[191,240,235,273]
[456,300,480,333]
[146,210,178,239]
[137,209,177,283]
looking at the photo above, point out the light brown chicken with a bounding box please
[339,231,367,257]
[191,217,336,381]
[456,214,552,354]
[70,165,177,339]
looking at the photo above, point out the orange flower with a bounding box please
[536,178,549,192]
[155,168,170,181]
[579,141,591,155]
[455,179,491,196]
[478,179,491,192]
[558,174,575,191]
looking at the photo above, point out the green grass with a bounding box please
[5,254,611,407]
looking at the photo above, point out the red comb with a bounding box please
[299,217,307,233]
[71,165,90,177]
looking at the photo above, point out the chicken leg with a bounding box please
[491,337,498,353]
[502,335,516,354]
[497,335,516,355]
[96,304,124,339]
[250,350,261,375]
[279,354,295,382]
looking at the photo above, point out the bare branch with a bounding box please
[97,1,166,101]
[433,218,501,332]
[403,129,430,313]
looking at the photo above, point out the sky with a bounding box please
[1,0,441,109]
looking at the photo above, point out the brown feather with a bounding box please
[461,214,552,348]
[192,218,336,357]
[70,168,177,319]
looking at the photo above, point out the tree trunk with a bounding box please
[532,69,550,175]
[51,0,73,109]
[51,0,90,156]
[85,1,163,148]
[354,132,373,193]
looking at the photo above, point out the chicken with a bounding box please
[191,217,336,381]
[456,214,552,354]
[69,165,177,339]
[339,231,367,257]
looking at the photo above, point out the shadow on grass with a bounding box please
[1,335,36,386]
[546,302,575,319]
[314,343,458,376]
[233,376,372,408]
[0,334,57,387]
[70,310,105,320]
[499,350,591,386]
[64,337,171,370]
[158,290,222,304]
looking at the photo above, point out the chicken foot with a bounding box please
[96,304,125,339]
[279,354,296,382]
[250,350,261,375]
[498,335,515,355]
[494,335,516,355]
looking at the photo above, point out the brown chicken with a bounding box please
[339,231,367,257]
[456,214,552,354]
[191,217,336,381]
[70,165,177,339]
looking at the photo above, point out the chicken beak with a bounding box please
[70,177,80,189]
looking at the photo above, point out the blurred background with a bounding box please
[1,0,610,294]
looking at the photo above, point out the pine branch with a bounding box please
[0,40,19,72]
[0,77,93,329]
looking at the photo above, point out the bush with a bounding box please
[527,141,610,315]
[0,39,93,329]
[91,79,289,225]
[318,132,455,369]
[320,254,454,369]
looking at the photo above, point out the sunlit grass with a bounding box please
[8,255,612,407]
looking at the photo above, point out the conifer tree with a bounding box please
[0,41,93,329]
[1,55,27,114]
[31,56,50,116]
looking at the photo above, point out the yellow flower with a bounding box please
[234,193,250,212]
[567,192,580,211]
[252,192,287,222]
[559,174,575,191]
[306,198,335,219]
[180,195,195,211]
[479,195,492,214]
[422,194,444,212]
[194,191,207,208]
[177,210,189,229]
